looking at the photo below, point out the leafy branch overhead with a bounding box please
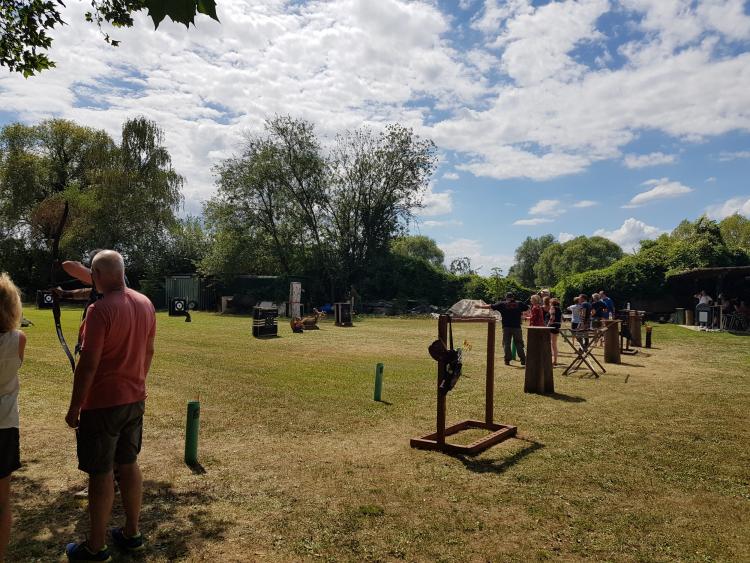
[0,0,219,77]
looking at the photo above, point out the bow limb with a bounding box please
[50,201,76,374]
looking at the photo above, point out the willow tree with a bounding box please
[0,117,183,288]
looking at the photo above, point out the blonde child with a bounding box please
[0,273,26,562]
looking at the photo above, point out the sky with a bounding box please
[1,0,749,274]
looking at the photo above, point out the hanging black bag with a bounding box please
[428,317,462,394]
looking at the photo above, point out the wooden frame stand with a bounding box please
[410,315,517,455]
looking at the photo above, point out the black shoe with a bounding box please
[504,360,511,365]
[520,359,526,366]
[111,527,145,553]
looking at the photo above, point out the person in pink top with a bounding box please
[65,251,155,562]
[528,294,545,327]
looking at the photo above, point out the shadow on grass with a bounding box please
[9,473,229,561]
[449,438,544,475]
[620,361,645,368]
[545,392,586,403]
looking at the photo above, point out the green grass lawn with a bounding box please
[10,308,750,561]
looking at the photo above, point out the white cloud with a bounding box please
[439,238,514,273]
[705,196,750,220]
[432,2,750,182]
[624,178,693,207]
[0,0,483,208]
[573,200,598,208]
[513,217,554,226]
[1,0,749,209]
[594,218,666,252]
[558,232,576,243]
[623,152,677,169]
[422,219,463,227]
[717,151,750,161]
[442,171,460,180]
[418,185,453,217]
[706,177,717,183]
[529,199,564,216]
[489,0,609,86]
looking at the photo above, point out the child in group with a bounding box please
[529,295,545,327]
[567,296,581,330]
[542,295,551,326]
[0,273,26,562]
[548,298,562,365]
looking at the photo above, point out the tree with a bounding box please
[1,0,219,76]
[204,116,436,300]
[719,213,750,254]
[509,234,554,287]
[0,117,183,288]
[449,256,473,275]
[534,236,623,287]
[533,241,563,287]
[391,235,444,268]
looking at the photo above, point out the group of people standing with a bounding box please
[0,250,155,562]
[481,289,616,367]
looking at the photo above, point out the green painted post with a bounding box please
[374,363,384,401]
[511,339,517,361]
[185,400,200,466]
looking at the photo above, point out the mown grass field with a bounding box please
[9,308,750,562]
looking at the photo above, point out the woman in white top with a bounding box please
[0,273,26,562]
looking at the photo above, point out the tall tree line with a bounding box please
[0,117,185,292]
[204,116,437,301]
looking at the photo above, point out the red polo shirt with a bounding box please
[79,288,156,410]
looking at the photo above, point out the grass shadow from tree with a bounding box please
[9,471,229,561]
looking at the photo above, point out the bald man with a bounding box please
[65,251,156,562]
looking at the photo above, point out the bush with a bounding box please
[457,274,534,303]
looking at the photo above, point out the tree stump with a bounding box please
[603,320,621,364]
[629,311,642,347]
[524,327,554,394]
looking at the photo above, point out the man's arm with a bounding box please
[62,261,94,286]
[52,287,93,301]
[65,345,103,428]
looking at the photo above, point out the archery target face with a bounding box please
[170,298,189,316]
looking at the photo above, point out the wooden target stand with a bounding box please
[410,315,517,455]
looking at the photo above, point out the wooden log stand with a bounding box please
[603,320,621,364]
[628,310,643,347]
[524,327,554,394]
[410,315,517,455]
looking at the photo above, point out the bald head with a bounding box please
[91,250,125,293]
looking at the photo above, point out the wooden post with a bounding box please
[524,327,554,394]
[629,311,642,347]
[486,320,495,425]
[436,315,448,445]
[603,320,621,364]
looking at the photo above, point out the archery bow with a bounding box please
[50,201,76,374]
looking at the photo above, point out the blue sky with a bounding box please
[1,0,749,274]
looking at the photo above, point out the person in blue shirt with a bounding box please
[599,290,615,318]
